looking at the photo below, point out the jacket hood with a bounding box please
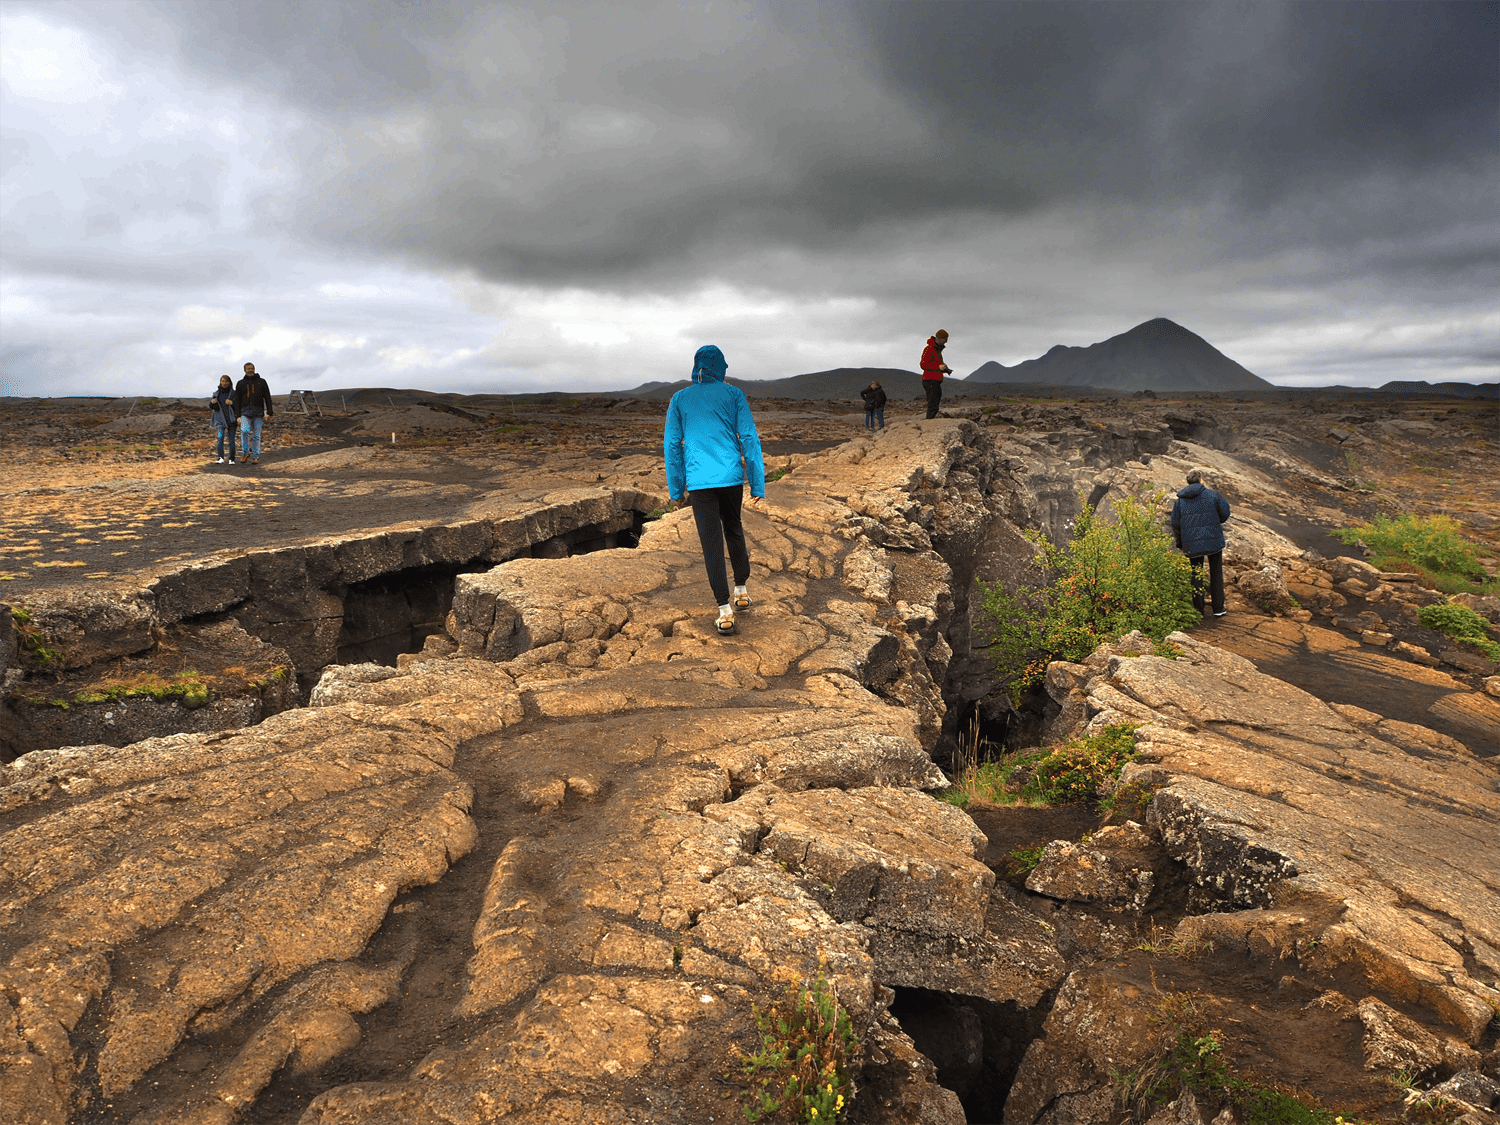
[692,345,728,383]
[927,336,944,348]
[1178,482,1206,498]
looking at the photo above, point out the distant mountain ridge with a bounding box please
[613,367,923,401]
[965,318,1273,392]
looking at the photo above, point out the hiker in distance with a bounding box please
[920,329,952,419]
[664,344,767,637]
[210,374,238,464]
[234,362,274,465]
[1171,468,1232,617]
[860,380,887,430]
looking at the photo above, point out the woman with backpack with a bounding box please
[210,375,238,464]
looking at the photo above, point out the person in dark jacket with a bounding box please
[860,381,887,430]
[919,330,951,419]
[1171,469,1232,616]
[210,375,238,464]
[233,362,274,465]
[664,345,767,637]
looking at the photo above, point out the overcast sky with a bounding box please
[2,0,1496,398]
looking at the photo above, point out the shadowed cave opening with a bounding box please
[334,512,648,668]
[890,985,1049,1122]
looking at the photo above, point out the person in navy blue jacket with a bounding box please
[664,345,767,636]
[1171,469,1232,616]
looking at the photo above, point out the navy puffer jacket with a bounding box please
[1171,483,1231,556]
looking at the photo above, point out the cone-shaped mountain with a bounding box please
[965,318,1274,392]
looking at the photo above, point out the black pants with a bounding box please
[1190,551,1225,614]
[923,379,943,419]
[689,485,750,607]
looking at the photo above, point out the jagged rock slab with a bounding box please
[1008,629,1500,1123]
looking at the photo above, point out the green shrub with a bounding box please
[1417,603,1500,659]
[1332,514,1493,594]
[999,724,1141,805]
[978,491,1202,697]
[733,966,857,1124]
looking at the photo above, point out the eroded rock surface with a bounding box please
[2,420,1021,1125]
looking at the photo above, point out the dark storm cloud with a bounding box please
[39,0,1496,289]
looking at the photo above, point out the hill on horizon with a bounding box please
[965,318,1274,392]
[610,367,927,401]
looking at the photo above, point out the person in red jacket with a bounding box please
[920,329,951,419]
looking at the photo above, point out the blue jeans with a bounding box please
[240,415,264,458]
[865,407,884,429]
[215,423,236,460]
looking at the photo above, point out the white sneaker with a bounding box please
[215,457,225,464]
[227,458,236,465]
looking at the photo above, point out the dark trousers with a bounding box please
[864,406,884,429]
[689,485,750,607]
[1190,551,1225,614]
[923,379,943,419]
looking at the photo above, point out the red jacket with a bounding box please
[920,337,948,381]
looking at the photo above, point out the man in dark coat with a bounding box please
[859,381,887,430]
[1171,469,1232,616]
[233,362,274,465]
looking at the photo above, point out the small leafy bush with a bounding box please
[733,967,858,1124]
[1333,514,1493,594]
[1417,603,1500,659]
[767,467,791,483]
[1003,724,1141,805]
[979,491,1202,697]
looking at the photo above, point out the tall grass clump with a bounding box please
[978,491,1202,697]
[1332,513,1495,595]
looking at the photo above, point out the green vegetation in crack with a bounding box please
[10,606,64,668]
[730,964,858,1124]
[1332,513,1496,595]
[1416,603,1500,660]
[1113,993,1382,1125]
[977,489,1201,699]
[941,724,1141,809]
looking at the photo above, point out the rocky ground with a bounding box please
[2,390,1498,1125]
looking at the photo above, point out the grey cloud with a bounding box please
[37,0,1488,287]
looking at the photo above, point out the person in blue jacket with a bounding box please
[1170,469,1232,616]
[664,345,767,636]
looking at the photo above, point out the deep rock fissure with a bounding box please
[0,497,654,759]
[891,986,1050,1124]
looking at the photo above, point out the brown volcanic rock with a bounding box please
[1007,629,1500,1122]
[1,419,1011,1124]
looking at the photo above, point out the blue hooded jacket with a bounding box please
[664,345,766,501]
[1171,482,1231,556]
